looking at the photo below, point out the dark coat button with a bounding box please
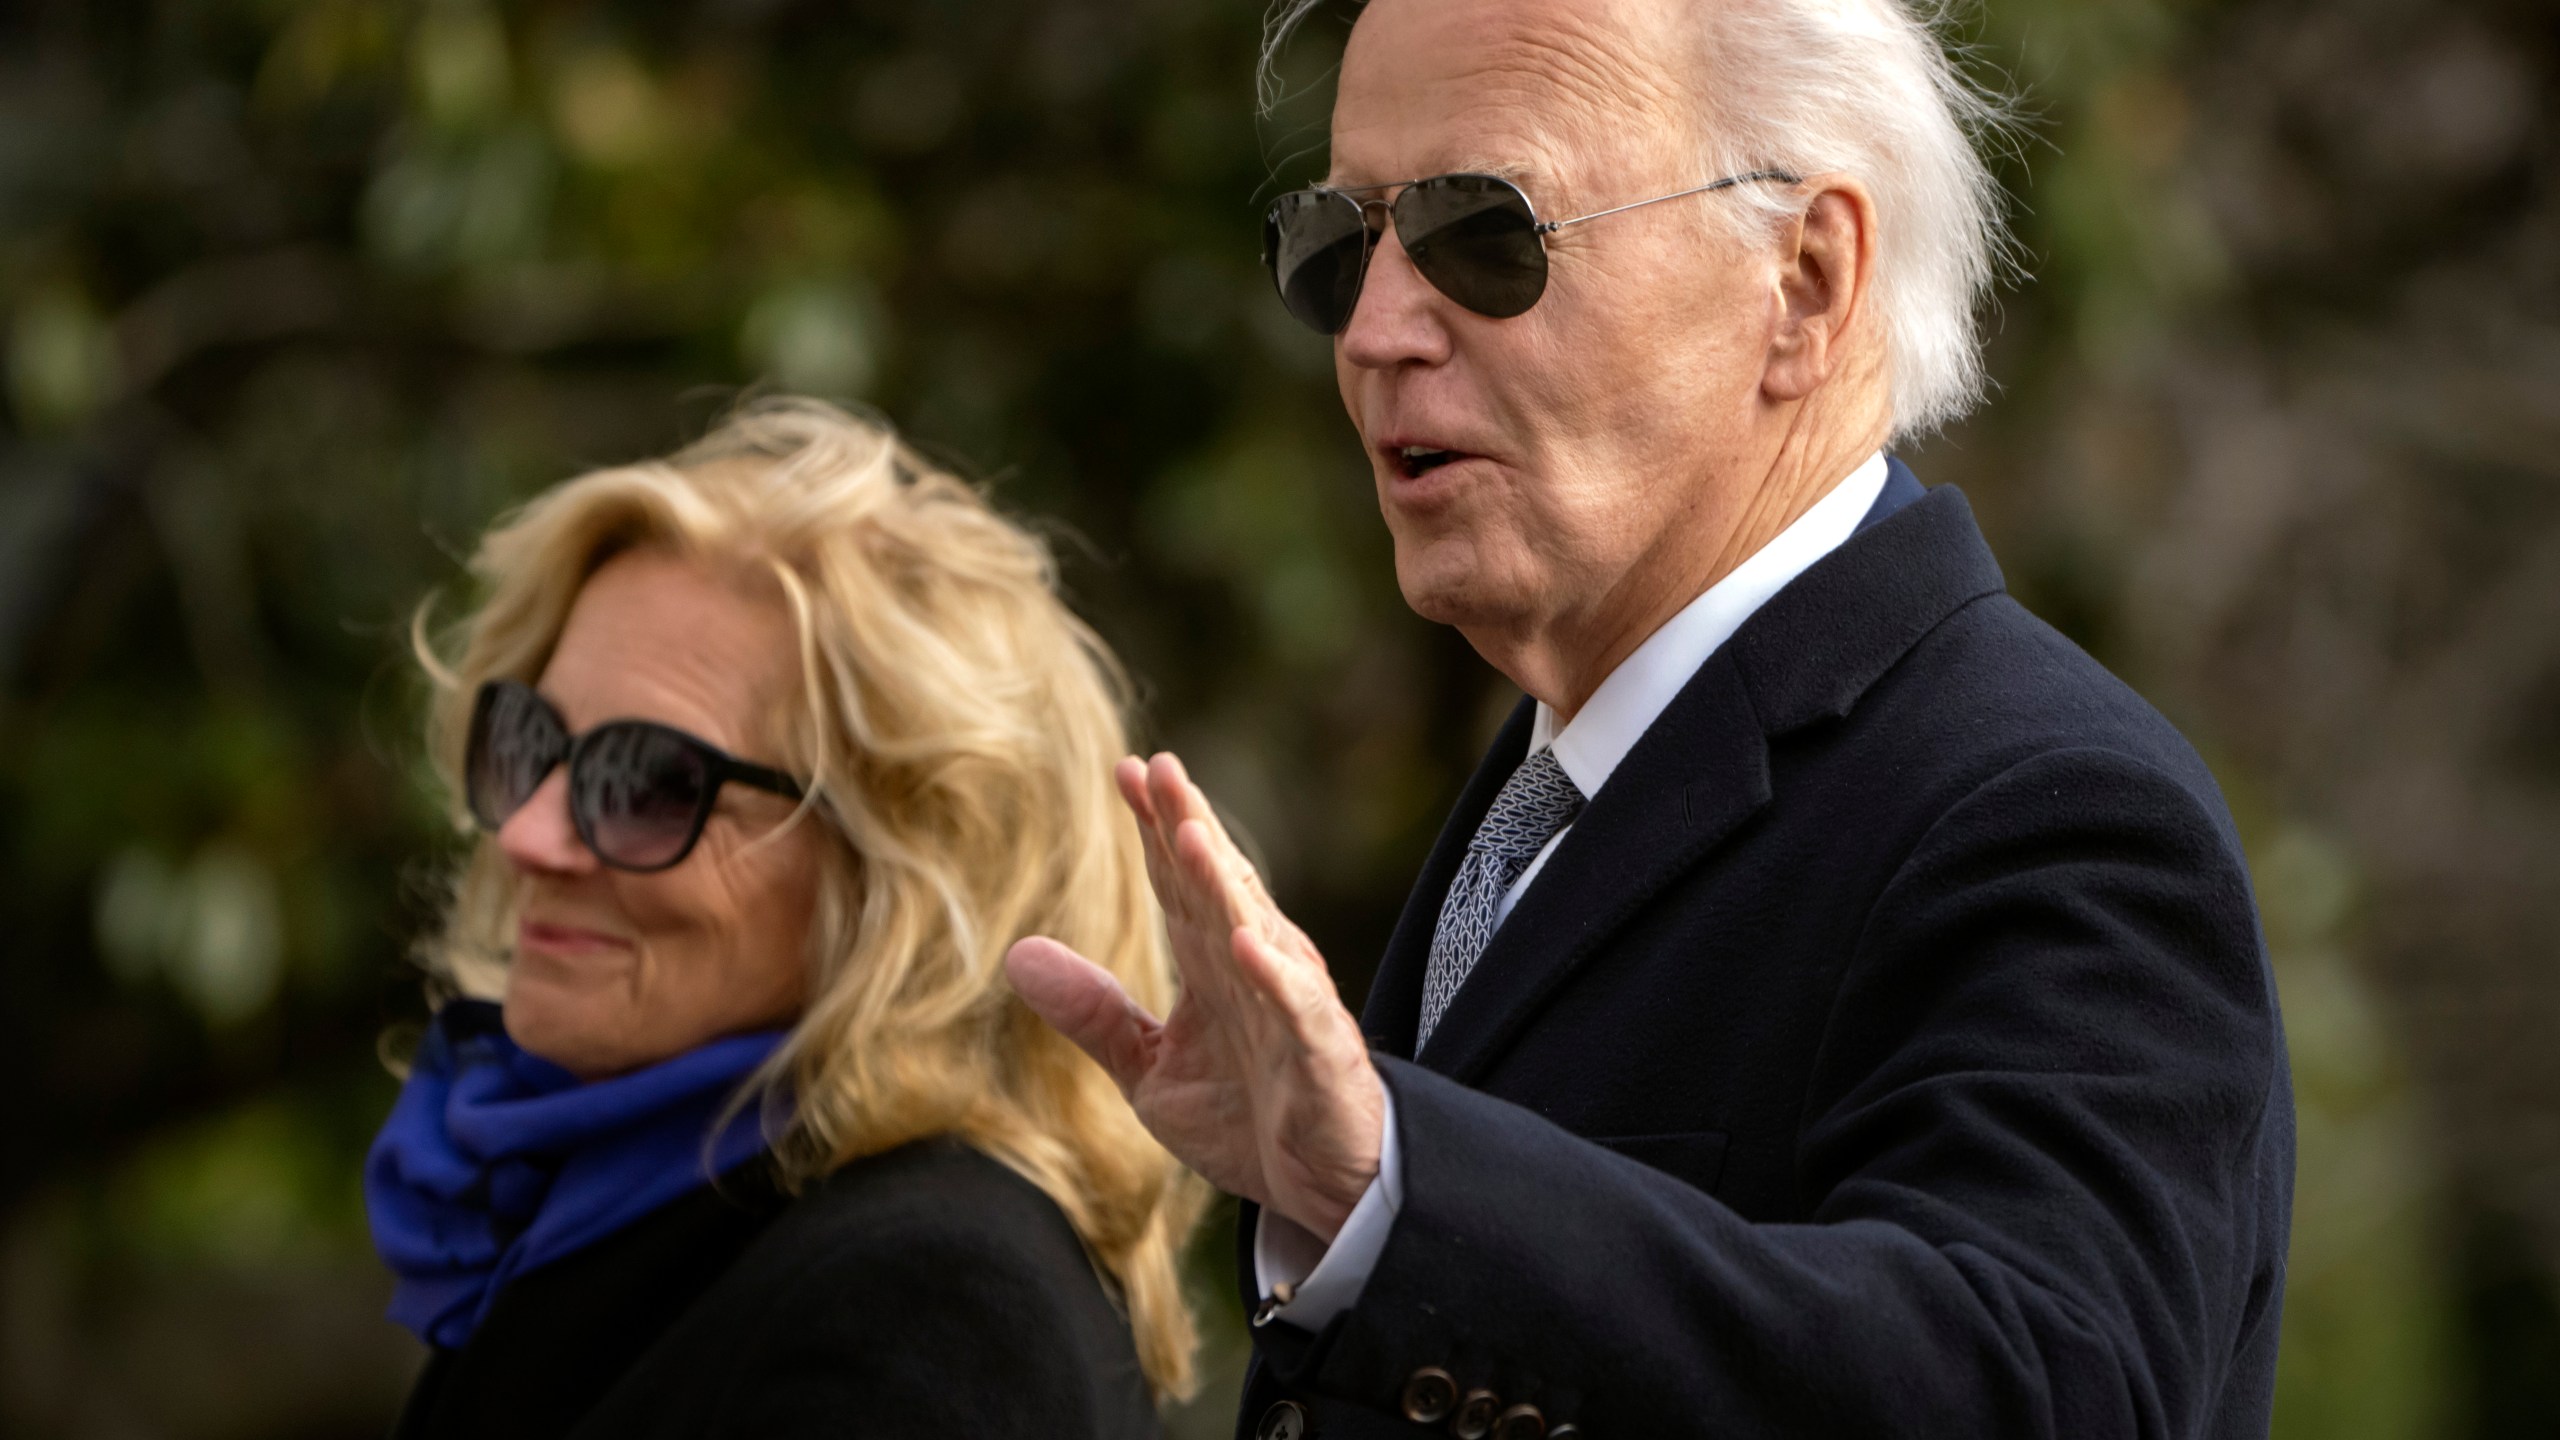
[1492,1403,1547,1440]
[1452,1389,1502,1439]
[1256,1400,1308,1440]
[1401,1367,1458,1424]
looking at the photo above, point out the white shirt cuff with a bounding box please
[1250,1081,1402,1330]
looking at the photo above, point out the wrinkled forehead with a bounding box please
[1328,0,1697,196]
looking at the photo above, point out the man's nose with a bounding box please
[1339,220,1454,369]
[496,768,596,875]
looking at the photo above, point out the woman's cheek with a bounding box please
[635,858,756,1032]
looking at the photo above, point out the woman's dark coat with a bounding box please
[393,1136,1162,1439]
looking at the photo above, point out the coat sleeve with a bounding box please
[1250,746,2292,1440]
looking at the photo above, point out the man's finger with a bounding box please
[1116,754,1173,870]
[1114,756,1159,828]
[1161,756,1245,869]
[1128,753,1290,990]
[1118,756,1205,933]
[1151,755,1260,946]
[1004,936,1161,1093]
[1151,758,1285,928]
[1231,924,1345,1048]
[1143,819,1251,1014]
[1173,817,1261,938]
[1143,756,1214,915]
[1147,753,1205,849]
[1174,813,1284,950]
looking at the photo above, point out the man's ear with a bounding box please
[1762,181,1878,403]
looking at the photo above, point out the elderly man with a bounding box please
[1010,0,2293,1435]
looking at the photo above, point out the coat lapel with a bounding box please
[1412,651,1772,1085]
[1379,483,2007,1087]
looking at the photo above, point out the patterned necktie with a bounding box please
[1417,746,1586,1050]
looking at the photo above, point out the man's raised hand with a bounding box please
[1004,753,1385,1240]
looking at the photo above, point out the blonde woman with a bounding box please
[364,399,1202,1439]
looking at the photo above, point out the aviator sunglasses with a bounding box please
[464,678,807,873]
[1262,169,1801,335]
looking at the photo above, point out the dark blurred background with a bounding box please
[2,0,2556,1435]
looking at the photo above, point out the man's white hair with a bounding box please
[1262,0,2020,442]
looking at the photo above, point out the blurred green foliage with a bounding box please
[2250,814,2459,1439]
[3,0,2555,1436]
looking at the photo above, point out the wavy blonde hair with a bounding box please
[411,397,1203,1398]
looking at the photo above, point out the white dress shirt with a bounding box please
[1252,451,1893,1330]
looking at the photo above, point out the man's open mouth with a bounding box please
[1392,446,1464,479]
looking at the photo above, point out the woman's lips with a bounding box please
[517,920,634,957]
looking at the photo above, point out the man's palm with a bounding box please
[1004,754,1384,1240]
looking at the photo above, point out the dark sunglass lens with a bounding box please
[1397,175,1548,319]
[1266,189,1373,335]
[466,682,567,830]
[573,724,711,870]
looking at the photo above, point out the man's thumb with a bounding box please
[1004,936,1159,1091]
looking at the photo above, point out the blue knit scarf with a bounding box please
[364,1000,782,1349]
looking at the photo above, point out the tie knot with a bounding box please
[1471,747,1585,871]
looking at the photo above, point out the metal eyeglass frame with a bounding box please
[1316,167,1802,236]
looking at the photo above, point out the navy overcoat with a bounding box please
[1238,465,2295,1440]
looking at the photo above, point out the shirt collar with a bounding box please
[1530,451,1891,797]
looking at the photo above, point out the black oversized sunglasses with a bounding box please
[464,679,807,873]
[1262,168,1800,336]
